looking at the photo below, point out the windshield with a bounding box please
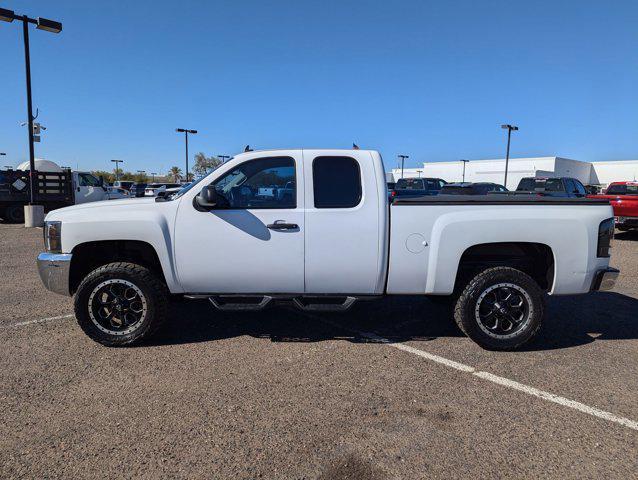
[166,176,208,200]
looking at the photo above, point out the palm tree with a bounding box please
[169,166,182,182]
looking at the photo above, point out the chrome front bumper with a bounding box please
[591,267,620,292]
[37,253,73,296]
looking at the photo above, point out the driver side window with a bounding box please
[79,173,100,187]
[211,156,296,209]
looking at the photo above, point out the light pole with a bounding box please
[111,159,123,181]
[175,128,197,182]
[1,8,62,205]
[501,124,518,187]
[398,154,409,179]
[136,170,146,182]
[416,170,422,178]
[150,172,157,182]
[460,159,470,182]
[218,155,230,164]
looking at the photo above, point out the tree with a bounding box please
[169,166,183,182]
[193,152,222,178]
[92,170,115,184]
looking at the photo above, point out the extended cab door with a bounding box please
[303,150,387,294]
[174,151,305,293]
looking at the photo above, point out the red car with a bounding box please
[588,182,638,231]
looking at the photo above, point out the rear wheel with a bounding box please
[3,204,24,224]
[74,262,168,346]
[454,267,544,350]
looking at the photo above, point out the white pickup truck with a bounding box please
[37,149,619,350]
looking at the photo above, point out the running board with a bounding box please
[208,295,273,311]
[292,296,357,312]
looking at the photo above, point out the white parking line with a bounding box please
[3,313,74,328]
[6,310,638,432]
[312,316,638,432]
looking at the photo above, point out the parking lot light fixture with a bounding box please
[218,155,230,164]
[501,124,519,188]
[151,172,157,182]
[460,159,470,182]
[111,159,123,181]
[0,8,15,22]
[398,154,409,179]
[1,8,62,204]
[176,128,197,182]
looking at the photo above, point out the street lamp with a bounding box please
[460,159,470,182]
[398,154,409,179]
[416,170,422,178]
[150,172,157,182]
[1,8,62,205]
[501,124,519,187]
[175,128,197,182]
[111,159,123,181]
[218,155,230,164]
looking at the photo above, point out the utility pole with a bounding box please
[1,8,62,206]
[460,159,470,182]
[175,128,197,182]
[501,124,519,188]
[111,159,123,181]
[398,154,409,179]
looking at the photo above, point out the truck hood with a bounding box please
[45,197,159,221]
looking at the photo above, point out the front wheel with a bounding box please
[74,262,168,346]
[454,267,544,351]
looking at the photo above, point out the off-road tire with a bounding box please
[454,267,544,351]
[74,262,168,347]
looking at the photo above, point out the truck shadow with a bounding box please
[148,292,638,351]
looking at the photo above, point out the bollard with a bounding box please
[24,204,45,228]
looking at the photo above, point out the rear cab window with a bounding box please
[395,178,425,190]
[313,156,362,208]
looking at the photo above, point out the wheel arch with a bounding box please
[69,240,176,295]
[453,242,555,292]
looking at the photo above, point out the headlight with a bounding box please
[44,221,62,253]
[597,217,614,258]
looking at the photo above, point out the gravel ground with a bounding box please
[0,223,637,479]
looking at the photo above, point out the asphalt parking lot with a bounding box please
[1,223,637,479]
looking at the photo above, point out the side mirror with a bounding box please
[196,186,221,210]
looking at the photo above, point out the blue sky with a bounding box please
[1,0,637,173]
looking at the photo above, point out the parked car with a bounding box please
[588,181,638,231]
[37,148,618,351]
[106,186,130,200]
[515,177,588,197]
[130,183,147,198]
[112,180,134,191]
[391,177,447,199]
[144,183,182,197]
[440,182,508,195]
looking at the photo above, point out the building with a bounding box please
[390,157,638,190]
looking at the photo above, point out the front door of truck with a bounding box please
[75,173,106,204]
[174,153,305,294]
